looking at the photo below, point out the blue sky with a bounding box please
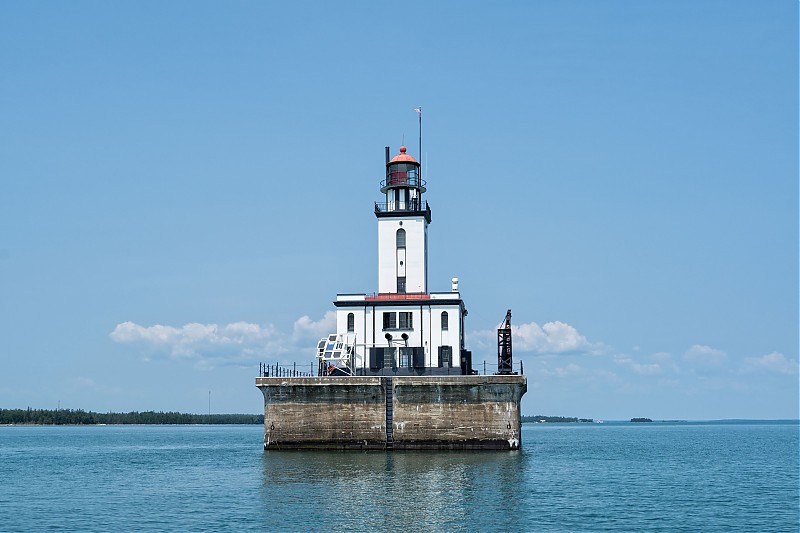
[1,1,797,419]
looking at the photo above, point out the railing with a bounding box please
[374,201,429,214]
[481,360,524,376]
[380,176,426,189]
[258,362,316,378]
[257,360,524,377]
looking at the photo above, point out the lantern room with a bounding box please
[379,146,426,213]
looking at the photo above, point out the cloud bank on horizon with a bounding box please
[111,316,796,381]
[110,313,335,367]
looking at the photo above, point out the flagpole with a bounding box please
[415,106,422,178]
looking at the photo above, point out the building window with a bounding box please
[397,277,406,293]
[399,347,412,367]
[383,312,413,330]
[441,311,449,331]
[347,313,355,332]
[438,346,452,367]
[383,312,396,330]
[396,228,406,248]
[399,312,413,329]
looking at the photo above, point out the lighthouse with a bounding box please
[257,134,526,451]
[331,145,469,374]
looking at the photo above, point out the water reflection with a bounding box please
[258,424,800,531]
[260,450,526,531]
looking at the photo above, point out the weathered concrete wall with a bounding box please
[257,377,386,450]
[256,374,527,450]
[392,375,526,450]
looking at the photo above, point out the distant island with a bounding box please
[630,417,653,423]
[521,415,594,423]
[0,408,262,425]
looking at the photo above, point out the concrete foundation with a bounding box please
[256,374,527,450]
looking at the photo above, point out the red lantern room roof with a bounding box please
[389,146,418,164]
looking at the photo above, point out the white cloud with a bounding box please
[613,353,663,376]
[292,311,336,341]
[517,321,587,353]
[683,344,727,365]
[469,320,599,356]
[651,352,681,374]
[111,312,343,369]
[742,352,798,375]
[110,320,286,366]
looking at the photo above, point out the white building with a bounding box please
[330,145,473,375]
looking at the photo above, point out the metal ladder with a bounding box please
[385,377,394,450]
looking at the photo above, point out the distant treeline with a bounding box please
[521,415,594,423]
[0,408,263,425]
[3,408,596,426]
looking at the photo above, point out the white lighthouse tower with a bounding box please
[327,145,471,375]
[377,145,429,294]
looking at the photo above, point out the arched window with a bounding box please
[347,313,355,332]
[441,311,449,331]
[396,228,406,248]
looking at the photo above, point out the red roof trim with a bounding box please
[365,293,431,301]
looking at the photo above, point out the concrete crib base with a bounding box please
[256,375,527,451]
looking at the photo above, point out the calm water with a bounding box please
[0,422,797,532]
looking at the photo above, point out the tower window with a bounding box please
[397,277,406,293]
[396,228,406,248]
[347,313,355,332]
[441,311,449,331]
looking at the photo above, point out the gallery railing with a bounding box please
[374,201,430,214]
[257,360,523,378]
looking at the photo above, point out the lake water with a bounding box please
[0,422,797,532]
